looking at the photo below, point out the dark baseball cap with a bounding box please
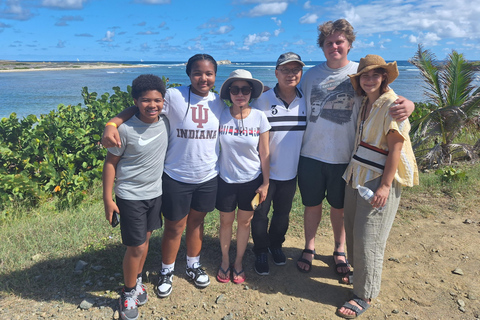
[276,52,305,68]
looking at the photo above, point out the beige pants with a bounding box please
[344,177,402,299]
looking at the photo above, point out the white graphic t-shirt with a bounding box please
[163,86,225,184]
[300,61,362,164]
[218,107,271,184]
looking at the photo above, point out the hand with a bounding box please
[104,201,120,225]
[372,185,390,208]
[390,95,415,122]
[101,125,121,148]
[255,183,269,203]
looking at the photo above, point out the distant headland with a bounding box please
[0,59,232,73]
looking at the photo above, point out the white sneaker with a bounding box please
[185,262,210,287]
[156,270,173,298]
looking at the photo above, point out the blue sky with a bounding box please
[1,0,479,62]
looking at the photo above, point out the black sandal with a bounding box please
[333,251,351,276]
[296,249,315,273]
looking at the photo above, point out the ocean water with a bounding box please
[0,60,468,120]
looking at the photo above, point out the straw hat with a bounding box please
[348,54,399,93]
[219,69,264,100]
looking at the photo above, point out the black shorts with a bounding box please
[216,175,263,212]
[116,195,163,247]
[297,156,347,209]
[162,173,218,221]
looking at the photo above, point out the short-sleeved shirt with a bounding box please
[218,107,271,183]
[108,114,169,200]
[251,85,306,181]
[162,86,225,184]
[300,61,362,164]
[343,89,419,187]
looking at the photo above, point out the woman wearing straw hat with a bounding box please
[336,55,418,318]
[215,69,271,284]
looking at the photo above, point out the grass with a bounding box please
[1,163,479,298]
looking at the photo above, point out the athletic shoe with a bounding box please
[119,288,138,320]
[135,278,148,306]
[156,271,173,298]
[269,247,287,266]
[254,252,270,275]
[186,262,210,287]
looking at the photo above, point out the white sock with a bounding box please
[161,262,175,274]
[186,255,200,268]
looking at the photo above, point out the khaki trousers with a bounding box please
[344,176,402,299]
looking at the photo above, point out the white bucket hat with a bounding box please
[219,69,264,100]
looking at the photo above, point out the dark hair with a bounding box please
[354,68,389,96]
[227,80,253,104]
[317,19,356,51]
[131,74,166,99]
[186,53,217,76]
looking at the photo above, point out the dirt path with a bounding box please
[1,203,479,320]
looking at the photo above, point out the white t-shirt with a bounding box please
[251,86,306,181]
[162,86,225,184]
[300,61,362,164]
[218,107,271,184]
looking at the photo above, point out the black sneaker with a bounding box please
[269,247,286,266]
[155,271,173,298]
[254,252,270,275]
[135,278,148,306]
[119,288,138,320]
[186,262,210,287]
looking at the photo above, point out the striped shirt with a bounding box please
[343,89,419,188]
[251,85,306,181]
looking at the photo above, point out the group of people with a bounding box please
[102,18,418,320]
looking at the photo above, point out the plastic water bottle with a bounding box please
[356,185,384,211]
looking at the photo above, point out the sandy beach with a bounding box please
[0,61,150,73]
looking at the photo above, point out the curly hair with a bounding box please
[317,19,356,50]
[131,74,166,100]
[185,53,217,76]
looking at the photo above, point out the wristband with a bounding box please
[105,122,117,128]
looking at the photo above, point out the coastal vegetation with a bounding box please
[409,45,480,166]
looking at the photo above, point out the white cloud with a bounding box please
[243,32,271,47]
[271,17,281,27]
[246,2,288,17]
[56,40,65,48]
[409,32,441,46]
[210,25,234,35]
[299,13,318,24]
[137,30,159,35]
[101,31,115,42]
[0,0,33,20]
[304,1,311,9]
[293,39,306,45]
[42,0,87,9]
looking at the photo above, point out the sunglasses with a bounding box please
[277,68,302,75]
[229,86,252,95]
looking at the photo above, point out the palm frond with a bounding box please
[409,44,444,107]
[442,51,477,107]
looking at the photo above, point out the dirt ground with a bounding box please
[0,196,479,320]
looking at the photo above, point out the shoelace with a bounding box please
[257,254,268,263]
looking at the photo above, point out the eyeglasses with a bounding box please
[278,68,302,75]
[229,86,252,95]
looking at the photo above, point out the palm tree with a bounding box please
[409,44,480,166]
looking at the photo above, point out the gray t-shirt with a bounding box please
[108,114,169,200]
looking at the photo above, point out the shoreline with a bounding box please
[0,61,151,73]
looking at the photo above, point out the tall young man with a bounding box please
[297,19,414,275]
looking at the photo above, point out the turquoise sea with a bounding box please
[1,60,475,120]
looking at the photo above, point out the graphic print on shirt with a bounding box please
[219,125,261,137]
[308,77,354,125]
[175,103,217,140]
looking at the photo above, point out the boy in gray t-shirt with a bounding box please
[103,74,168,320]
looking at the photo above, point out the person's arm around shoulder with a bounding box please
[371,130,404,208]
[390,95,415,122]
[101,106,138,148]
[103,152,121,225]
[256,130,270,203]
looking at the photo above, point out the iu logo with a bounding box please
[191,105,209,128]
